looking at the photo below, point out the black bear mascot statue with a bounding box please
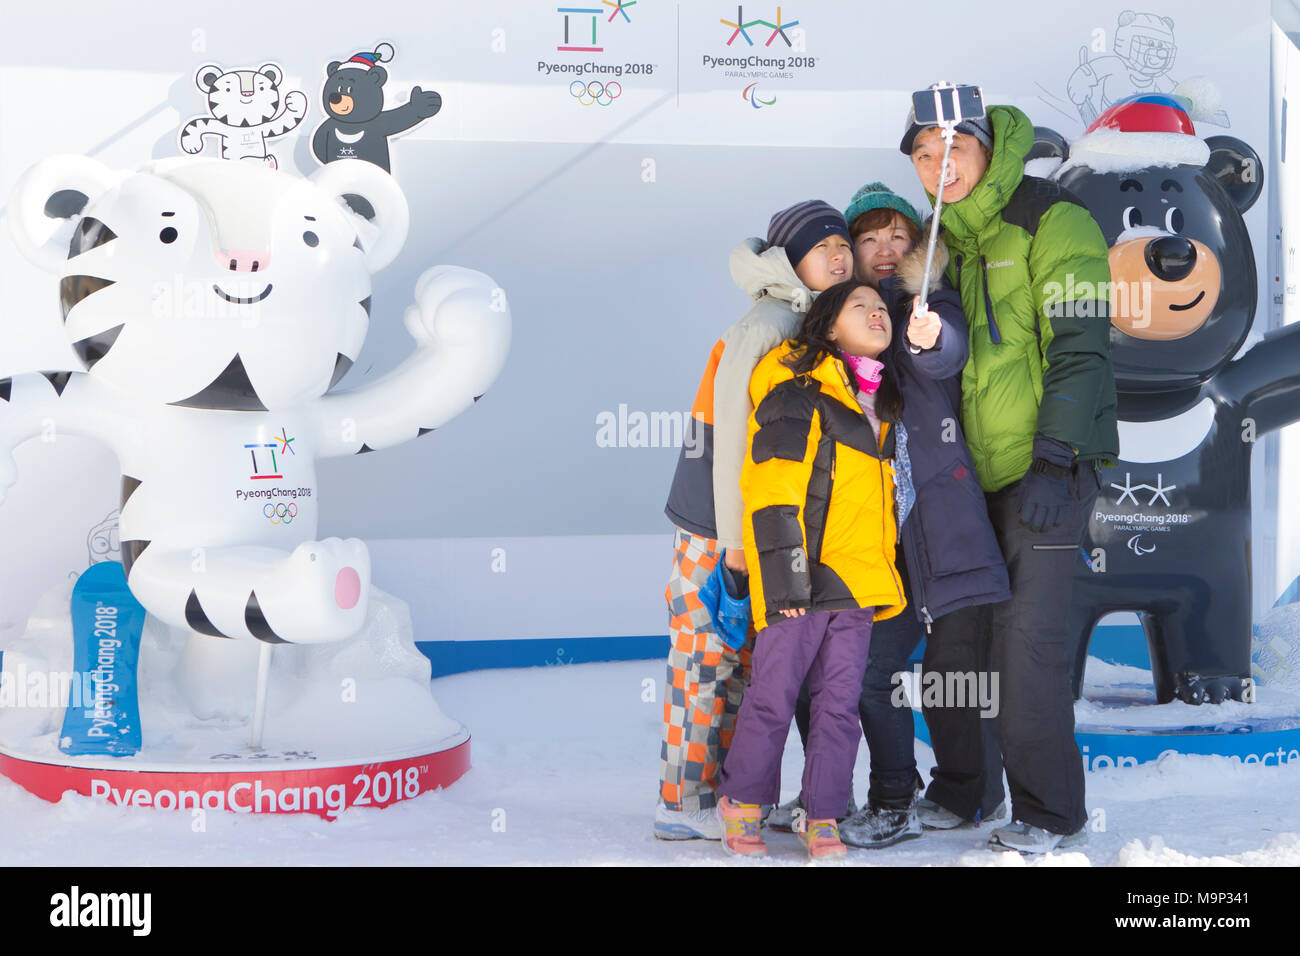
[1033,94,1300,705]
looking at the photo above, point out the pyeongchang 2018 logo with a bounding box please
[539,2,655,94]
[1094,471,1190,554]
[703,6,815,81]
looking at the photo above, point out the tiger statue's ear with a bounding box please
[8,155,121,273]
[310,159,409,272]
[195,63,223,92]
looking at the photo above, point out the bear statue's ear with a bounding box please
[1205,135,1263,214]
[311,159,409,272]
[326,61,342,77]
[195,63,223,93]
[1028,126,1069,162]
[258,62,282,85]
[367,66,388,86]
[1024,126,1069,178]
[7,155,120,273]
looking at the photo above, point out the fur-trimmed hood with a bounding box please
[896,238,949,296]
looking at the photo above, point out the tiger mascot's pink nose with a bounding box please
[220,248,271,273]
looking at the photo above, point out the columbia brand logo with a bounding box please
[985,259,1015,269]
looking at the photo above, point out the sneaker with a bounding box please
[765,788,858,832]
[765,796,802,832]
[916,798,1006,830]
[840,803,923,849]
[988,820,1088,854]
[791,807,847,858]
[717,796,767,856]
[654,801,723,841]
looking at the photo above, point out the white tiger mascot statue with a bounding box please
[3,156,510,673]
[179,63,308,169]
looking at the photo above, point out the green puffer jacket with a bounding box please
[935,105,1119,492]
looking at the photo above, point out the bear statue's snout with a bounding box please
[1144,236,1197,283]
[1107,235,1220,341]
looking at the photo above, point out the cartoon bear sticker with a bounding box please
[1034,94,1296,706]
[311,43,442,174]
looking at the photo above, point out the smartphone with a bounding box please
[912,84,984,125]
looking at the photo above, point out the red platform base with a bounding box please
[0,739,471,819]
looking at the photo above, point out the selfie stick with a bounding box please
[918,85,962,316]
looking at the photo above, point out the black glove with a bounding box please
[1017,435,1075,532]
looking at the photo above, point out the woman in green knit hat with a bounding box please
[843,182,923,287]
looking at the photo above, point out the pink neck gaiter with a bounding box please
[844,354,885,395]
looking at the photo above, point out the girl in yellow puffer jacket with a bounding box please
[716,279,907,858]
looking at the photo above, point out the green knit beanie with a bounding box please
[843,182,922,234]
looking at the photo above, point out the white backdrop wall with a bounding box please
[0,0,1280,651]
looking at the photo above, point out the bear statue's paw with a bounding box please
[249,537,372,645]
[1174,673,1254,706]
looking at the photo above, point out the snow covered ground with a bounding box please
[1,658,1298,866]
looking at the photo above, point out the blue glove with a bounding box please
[698,554,752,651]
[1017,435,1075,532]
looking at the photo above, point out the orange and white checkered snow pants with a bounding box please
[658,527,754,812]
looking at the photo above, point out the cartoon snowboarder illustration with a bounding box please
[1065,11,1231,129]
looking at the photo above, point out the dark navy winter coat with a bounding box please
[879,274,1011,626]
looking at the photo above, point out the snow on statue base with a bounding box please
[0,576,470,817]
[906,646,1300,771]
[1072,660,1300,770]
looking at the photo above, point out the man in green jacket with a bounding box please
[902,98,1118,853]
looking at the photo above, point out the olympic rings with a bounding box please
[568,79,622,107]
[263,501,299,525]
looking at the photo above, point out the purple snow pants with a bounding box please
[716,606,874,820]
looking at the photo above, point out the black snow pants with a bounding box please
[921,462,1102,835]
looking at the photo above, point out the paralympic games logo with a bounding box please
[570,79,622,105]
[264,502,298,526]
[742,82,776,108]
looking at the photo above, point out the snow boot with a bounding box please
[840,802,922,849]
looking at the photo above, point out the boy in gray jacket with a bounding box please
[657,201,852,840]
